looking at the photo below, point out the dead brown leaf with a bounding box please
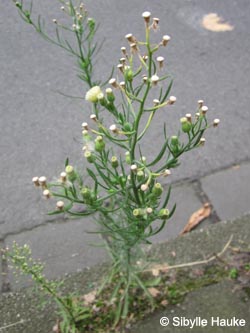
[149,263,169,276]
[180,203,211,235]
[148,287,161,298]
[202,13,234,32]
[83,290,97,305]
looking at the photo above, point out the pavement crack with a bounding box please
[192,180,221,224]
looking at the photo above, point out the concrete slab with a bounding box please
[201,162,250,221]
[150,182,212,243]
[0,215,249,332]
[5,219,109,290]
[132,281,250,333]
[1,0,250,238]
[0,241,3,292]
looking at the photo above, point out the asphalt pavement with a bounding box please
[0,0,250,292]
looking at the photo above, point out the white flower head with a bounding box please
[85,86,102,103]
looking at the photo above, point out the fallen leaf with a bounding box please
[148,287,161,298]
[149,263,169,276]
[180,203,211,235]
[161,299,169,306]
[83,290,97,305]
[202,13,234,32]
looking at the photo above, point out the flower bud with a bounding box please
[95,136,105,152]
[171,136,179,146]
[152,183,163,197]
[130,164,138,172]
[81,187,92,201]
[106,88,115,102]
[85,86,102,103]
[125,151,131,164]
[123,122,132,132]
[84,151,96,163]
[111,156,119,168]
[97,92,105,102]
[124,68,134,82]
[146,207,153,214]
[140,183,148,192]
[180,117,192,133]
[158,208,170,219]
[88,17,95,33]
[133,208,143,218]
[65,165,77,182]
[137,170,144,181]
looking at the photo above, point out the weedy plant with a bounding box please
[9,1,220,331]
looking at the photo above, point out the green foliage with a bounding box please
[12,1,220,330]
[229,267,239,279]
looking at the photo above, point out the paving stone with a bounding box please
[201,162,250,221]
[150,182,210,243]
[0,241,3,292]
[5,219,109,290]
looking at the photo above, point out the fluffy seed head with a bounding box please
[169,96,177,104]
[162,35,171,46]
[81,122,89,130]
[213,119,220,127]
[43,189,50,199]
[198,99,204,108]
[32,177,40,186]
[142,11,151,23]
[39,176,47,186]
[109,124,118,133]
[201,106,208,115]
[90,114,97,122]
[199,138,206,145]
[60,172,67,182]
[151,74,159,85]
[56,201,64,210]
